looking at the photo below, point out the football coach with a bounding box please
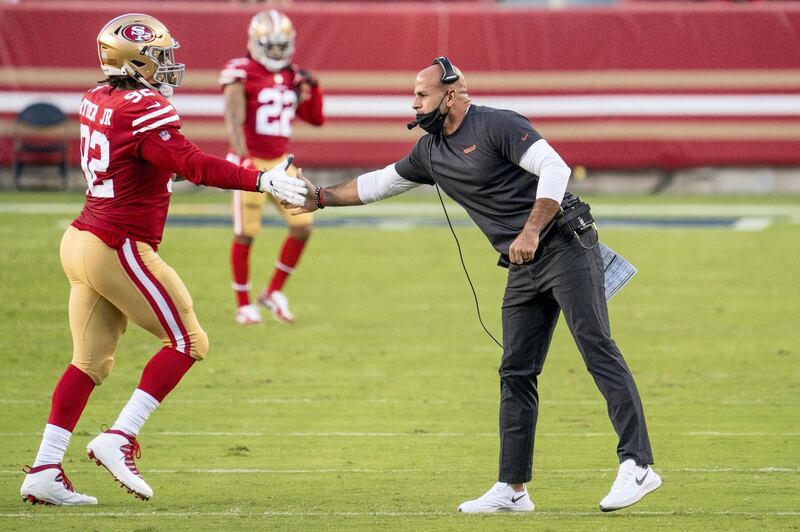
[291,57,661,513]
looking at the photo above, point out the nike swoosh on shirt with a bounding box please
[463,144,477,154]
[146,102,162,110]
[511,494,527,503]
[635,468,650,486]
[521,133,529,141]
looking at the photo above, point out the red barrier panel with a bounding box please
[1,1,799,169]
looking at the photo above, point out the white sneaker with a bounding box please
[87,429,153,500]
[599,459,662,512]
[20,464,98,506]
[235,304,263,325]
[258,290,294,324]
[457,482,535,513]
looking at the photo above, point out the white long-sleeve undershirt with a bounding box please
[518,139,571,203]
[356,163,420,204]
[356,139,570,205]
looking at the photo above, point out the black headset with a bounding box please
[406,57,460,130]
[433,56,460,85]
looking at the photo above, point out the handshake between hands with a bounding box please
[254,154,315,212]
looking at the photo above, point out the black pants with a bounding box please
[498,232,653,484]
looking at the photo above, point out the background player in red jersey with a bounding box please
[19,13,306,506]
[221,10,325,325]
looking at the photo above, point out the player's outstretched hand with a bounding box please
[257,155,307,207]
[287,168,319,215]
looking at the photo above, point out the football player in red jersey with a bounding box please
[19,13,306,506]
[222,10,325,325]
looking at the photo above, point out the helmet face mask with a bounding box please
[144,44,184,87]
[248,10,295,72]
[97,13,185,96]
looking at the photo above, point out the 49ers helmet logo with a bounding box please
[121,24,156,43]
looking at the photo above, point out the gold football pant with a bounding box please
[60,226,208,384]
[230,154,314,237]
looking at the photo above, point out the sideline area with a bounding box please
[1,191,798,231]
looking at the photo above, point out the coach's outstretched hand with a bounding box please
[287,168,319,214]
[257,155,307,207]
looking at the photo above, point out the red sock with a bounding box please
[268,236,308,293]
[231,240,251,307]
[47,364,95,431]
[137,347,196,403]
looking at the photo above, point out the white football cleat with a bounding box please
[20,464,98,506]
[235,304,263,325]
[599,459,662,512]
[457,482,535,513]
[87,429,153,501]
[258,290,294,324]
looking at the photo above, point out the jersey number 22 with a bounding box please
[255,87,297,137]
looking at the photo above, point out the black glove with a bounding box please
[293,67,318,88]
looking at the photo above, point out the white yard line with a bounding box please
[733,217,773,231]
[2,202,800,218]
[0,397,774,406]
[0,467,800,477]
[0,468,430,475]
[0,201,792,232]
[2,466,795,476]
[684,431,800,437]
[592,204,800,218]
[0,203,84,214]
[0,510,798,518]
[1,431,798,438]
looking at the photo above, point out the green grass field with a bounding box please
[0,190,798,531]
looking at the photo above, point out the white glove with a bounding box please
[256,155,307,206]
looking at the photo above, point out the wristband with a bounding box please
[315,186,326,209]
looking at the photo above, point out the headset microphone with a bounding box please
[407,119,418,130]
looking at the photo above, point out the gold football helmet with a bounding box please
[97,13,184,97]
[247,10,296,72]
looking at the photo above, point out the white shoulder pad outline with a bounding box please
[219,57,250,85]
[125,90,180,136]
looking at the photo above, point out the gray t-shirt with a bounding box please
[395,104,559,256]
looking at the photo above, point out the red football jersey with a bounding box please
[219,56,325,160]
[73,85,259,249]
